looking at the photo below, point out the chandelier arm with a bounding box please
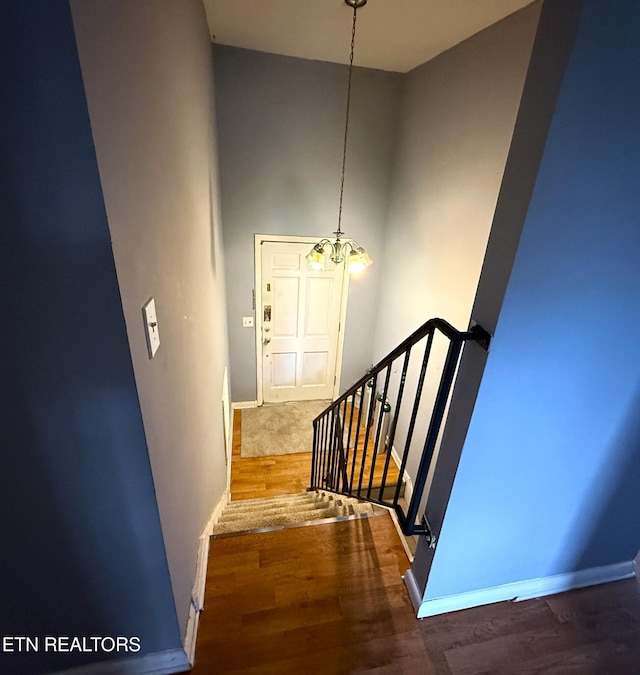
[336,2,358,239]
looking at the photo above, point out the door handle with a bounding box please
[263,336,271,345]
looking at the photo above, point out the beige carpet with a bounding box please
[212,491,379,536]
[241,400,330,457]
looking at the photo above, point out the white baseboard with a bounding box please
[204,488,229,539]
[50,649,190,675]
[232,400,257,409]
[390,445,413,503]
[416,560,636,618]
[183,602,200,667]
[183,489,229,665]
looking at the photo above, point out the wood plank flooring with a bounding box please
[191,510,640,674]
[230,408,311,500]
[231,406,400,502]
[191,513,416,674]
[207,408,640,673]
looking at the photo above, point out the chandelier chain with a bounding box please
[336,3,358,239]
[305,0,372,274]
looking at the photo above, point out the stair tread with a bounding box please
[221,502,333,521]
[213,489,379,536]
[226,492,315,508]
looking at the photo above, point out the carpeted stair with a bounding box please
[213,490,382,536]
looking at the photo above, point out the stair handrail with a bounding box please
[310,317,491,537]
[313,318,488,424]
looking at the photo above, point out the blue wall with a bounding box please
[425,0,640,599]
[0,1,180,671]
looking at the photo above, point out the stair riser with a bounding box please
[213,490,379,536]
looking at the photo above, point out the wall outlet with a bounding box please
[242,316,254,327]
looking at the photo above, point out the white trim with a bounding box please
[50,649,190,675]
[386,506,415,563]
[416,560,636,619]
[254,235,265,406]
[403,568,423,615]
[254,233,349,404]
[222,367,232,493]
[334,257,349,396]
[182,605,199,670]
[232,400,258,410]
[390,445,413,504]
[183,489,228,666]
[204,488,229,538]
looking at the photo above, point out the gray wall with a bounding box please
[411,0,582,594]
[0,1,180,672]
[373,3,541,357]
[369,5,541,486]
[214,47,401,402]
[425,0,640,601]
[71,0,230,639]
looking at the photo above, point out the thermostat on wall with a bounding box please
[142,298,160,359]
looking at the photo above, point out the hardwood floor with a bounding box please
[230,408,311,500]
[230,406,400,502]
[204,409,640,673]
[190,512,640,674]
[191,513,416,674]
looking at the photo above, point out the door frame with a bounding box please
[254,234,350,406]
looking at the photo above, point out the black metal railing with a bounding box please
[310,318,490,537]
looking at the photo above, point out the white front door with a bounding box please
[260,240,345,403]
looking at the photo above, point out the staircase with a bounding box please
[213,490,382,537]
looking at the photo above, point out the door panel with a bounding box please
[305,278,333,337]
[273,276,299,337]
[261,241,344,402]
[302,352,329,386]
[271,352,296,388]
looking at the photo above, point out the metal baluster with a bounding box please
[339,398,349,492]
[349,384,365,494]
[393,331,434,507]
[404,337,463,531]
[319,411,328,488]
[356,372,377,496]
[366,364,392,500]
[345,392,357,493]
[310,419,318,487]
[378,349,411,504]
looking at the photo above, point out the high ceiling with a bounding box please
[202,0,537,73]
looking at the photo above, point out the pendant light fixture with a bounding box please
[306,0,373,274]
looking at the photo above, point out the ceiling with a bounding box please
[202,0,537,73]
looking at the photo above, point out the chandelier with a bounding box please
[306,0,373,275]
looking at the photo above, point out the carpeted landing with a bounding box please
[213,491,384,537]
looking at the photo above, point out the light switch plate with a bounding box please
[143,298,160,358]
[242,316,254,327]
